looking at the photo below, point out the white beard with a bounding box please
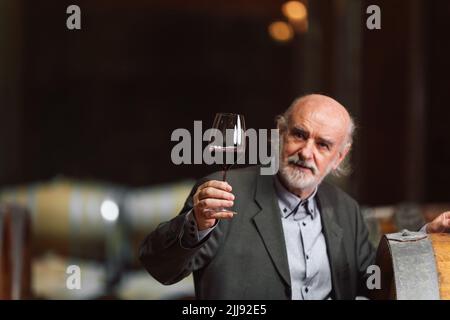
[279,162,318,191]
[278,155,335,192]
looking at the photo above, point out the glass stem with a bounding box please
[222,169,227,182]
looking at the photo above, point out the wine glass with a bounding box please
[207,113,246,213]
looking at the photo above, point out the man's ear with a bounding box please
[275,115,288,135]
[333,143,351,170]
[276,123,286,135]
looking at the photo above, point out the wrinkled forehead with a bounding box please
[289,101,350,142]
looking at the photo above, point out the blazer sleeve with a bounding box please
[138,176,223,285]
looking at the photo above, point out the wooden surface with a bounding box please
[430,233,450,300]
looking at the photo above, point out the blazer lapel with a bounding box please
[316,184,345,299]
[251,173,291,288]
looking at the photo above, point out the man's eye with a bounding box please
[318,142,330,150]
[293,131,306,139]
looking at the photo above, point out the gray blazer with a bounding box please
[139,166,376,299]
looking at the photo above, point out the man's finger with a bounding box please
[206,211,235,220]
[198,187,235,201]
[198,198,234,210]
[200,180,232,192]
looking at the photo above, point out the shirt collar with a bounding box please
[273,175,318,219]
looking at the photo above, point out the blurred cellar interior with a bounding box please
[1,0,450,299]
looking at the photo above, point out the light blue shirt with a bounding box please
[273,176,332,300]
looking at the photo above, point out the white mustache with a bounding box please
[287,155,317,174]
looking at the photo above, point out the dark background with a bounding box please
[1,0,449,206]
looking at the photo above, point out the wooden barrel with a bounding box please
[0,179,124,260]
[0,179,194,298]
[0,179,194,264]
[373,230,450,300]
[0,204,32,299]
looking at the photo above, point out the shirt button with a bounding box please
[305,287,309,293]
[283,208,287,213]
[302,222,306,227]
[306,255,309,260]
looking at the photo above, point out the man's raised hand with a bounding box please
[193,180,235,231]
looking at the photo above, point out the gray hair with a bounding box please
[275,96,357,177]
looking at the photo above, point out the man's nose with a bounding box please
[299,140,314,160]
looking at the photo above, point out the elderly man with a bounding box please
[140,94,450,300]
